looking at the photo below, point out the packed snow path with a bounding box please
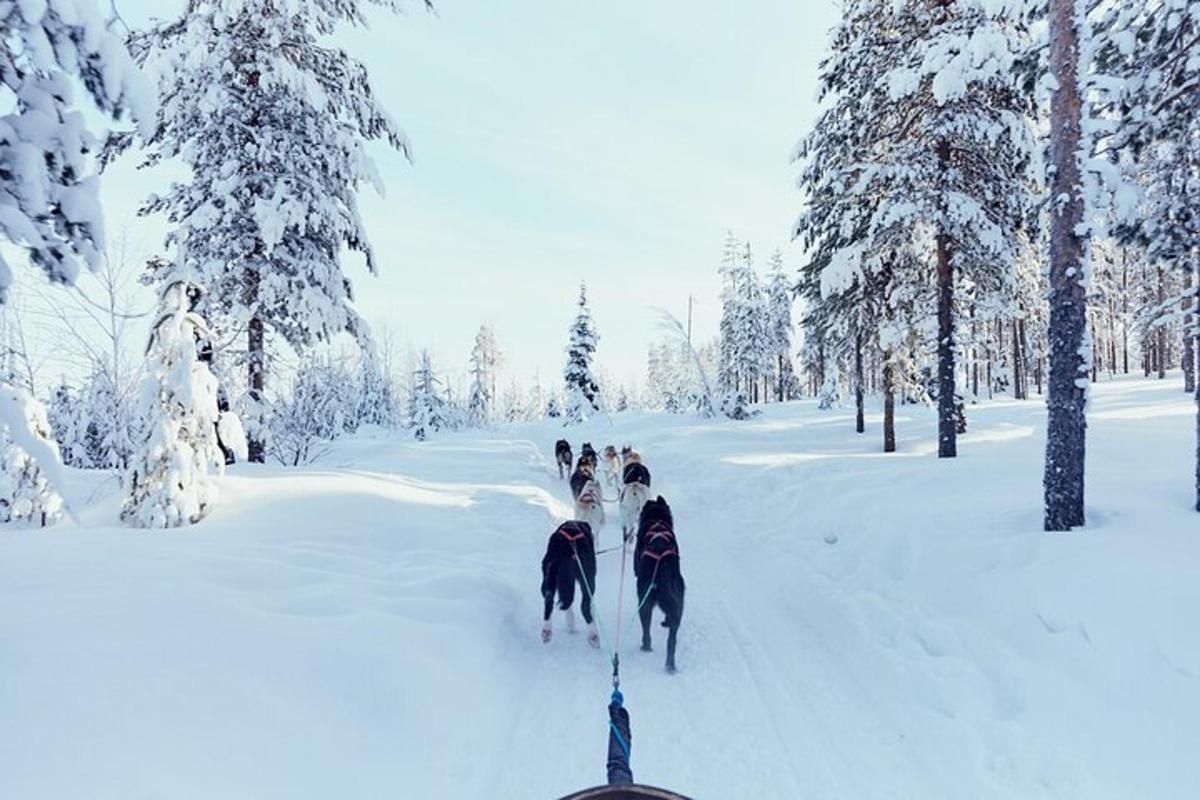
[2,376,1198,798]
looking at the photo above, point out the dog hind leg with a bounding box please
[639,600,653,652]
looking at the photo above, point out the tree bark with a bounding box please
[246,265,266,463]
[854,331,865,434]
[936,137,957,459]
[1157,266,1167,379]
[1183,260,1195,393]
[883,357,896,453]
[1043,0,1088,531]
[1121,252,1130,374]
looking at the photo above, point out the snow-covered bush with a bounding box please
[0,392,65,527]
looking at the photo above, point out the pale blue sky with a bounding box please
[103,0,839,387]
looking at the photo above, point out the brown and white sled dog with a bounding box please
[602,445,621,487]
[574,479,606,546]
[555,439,573,479]
[620,481,650,543]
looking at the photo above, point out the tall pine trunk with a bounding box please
[854,331,865,434]
[883,357,896,453]
[936,166,957,457]
[1043,0,1088,531]
[1156,266,1167,379]
[246,266,266,464]
[1183,261,1195,393]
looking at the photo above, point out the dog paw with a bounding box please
[666,663,677,674]
[640,643,652,652]
[541,624,552,643]
[587,631,600,649]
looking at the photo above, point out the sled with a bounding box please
[558,785,691,800]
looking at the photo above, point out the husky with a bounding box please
[635,496,685,673]
[574,479,606,546]
[620,482,651,544]
[555,439,573,479]
[570,459,597,500]
[602,445,622,487]
[540,521,599,647]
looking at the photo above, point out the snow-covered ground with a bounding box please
[2,375,1197,799]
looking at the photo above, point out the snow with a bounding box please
[2,375,1198,798]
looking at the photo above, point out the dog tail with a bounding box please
[556,557,576,611]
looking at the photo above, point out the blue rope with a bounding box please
[609,688,631,762]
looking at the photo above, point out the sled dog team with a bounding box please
[542,439,686,673]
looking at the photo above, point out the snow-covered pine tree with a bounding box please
[795,1,928,448]
[48,383,86,467]
[878,0,1038,458]
[545,393,563,419]
[735,244,771,403]
[528,371,546,421]
[81,366,129,470]
[1042,0,1090,530]
[123,263,225,528]
[1098,0,1200,511]
[467,325,494,427]
[717,231,743,396]
[408,350,451,441]
[765,250,797,402]
[116,0,428,463]
[0,0,151,298]
[355,349,396,428]
[562,283,601,425]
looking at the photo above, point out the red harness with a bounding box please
[639,521,677,562]
[558,523,590,545]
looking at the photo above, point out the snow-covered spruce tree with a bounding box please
[408,350,451,441]
[116,0,428,463]
[545,393,563,419]
[717,232,744,397]
[877,0,1038,458]
[355,349,397,428]
[123,266,225,528]
[528,372,546,421]
[466,325,494,427]
[48,383,87,467]
[0,0,151,297]
[765,250,798,402]
[736,245,771,403]
[563,283,601,425]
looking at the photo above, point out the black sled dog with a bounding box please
[540,520,600,647]
[635,496,685,673]
[554,439,573,479]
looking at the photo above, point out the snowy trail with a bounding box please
[2,376,1199,798]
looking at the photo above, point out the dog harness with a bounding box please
[558,522,590,544]
[640,520,675,547]
[639,545,678,563]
